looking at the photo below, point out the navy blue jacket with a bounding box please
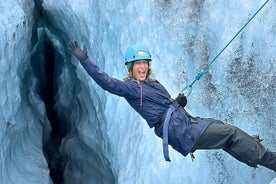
[80,58,210,157]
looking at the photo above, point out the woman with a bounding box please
[69,41,276,172]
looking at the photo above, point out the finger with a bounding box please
[68,41,74,50]
[83,45,87,53]
[69,41,78,53]
[69,41,77,49]
[74,41,80,49]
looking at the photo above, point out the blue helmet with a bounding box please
[124,44,152,64]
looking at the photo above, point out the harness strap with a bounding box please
[162,105,176,162]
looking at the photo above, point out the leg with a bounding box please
[193,119,276,171]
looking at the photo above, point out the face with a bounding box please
[132,60,149,81]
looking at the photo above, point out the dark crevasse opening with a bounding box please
[41,41,66,139]
[41,40,66,184]
[30,36,67,183]
[31,1,66,183]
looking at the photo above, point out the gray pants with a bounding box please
[192,119,276,171]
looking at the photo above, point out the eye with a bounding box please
[142,60,149,65]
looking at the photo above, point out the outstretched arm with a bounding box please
[68,41,135,98]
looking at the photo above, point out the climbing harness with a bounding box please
[162,105,176,162]
[180,0,270,96]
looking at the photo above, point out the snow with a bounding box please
[0,0,275,183]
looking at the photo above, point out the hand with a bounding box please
[175,93,187,107]
[68,41,88,62]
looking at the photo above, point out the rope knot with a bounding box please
[195,70,207,80]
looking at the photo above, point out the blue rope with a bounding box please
[180,0,270,96]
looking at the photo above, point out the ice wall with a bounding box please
[0,0,275,184]
[0,0,52,183]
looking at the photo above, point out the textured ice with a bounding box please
[0,0,275,183]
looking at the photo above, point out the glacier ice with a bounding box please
[0,0,275,184]
[271,178,276,184]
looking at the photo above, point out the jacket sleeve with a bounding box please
[80,58,134,97]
